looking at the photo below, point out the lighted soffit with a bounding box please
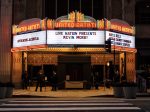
[31,47,105,52]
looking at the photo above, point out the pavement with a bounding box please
[0,97,148,112]
[0,87,150,112]
[11,86,150,98]
[12,86,114,98]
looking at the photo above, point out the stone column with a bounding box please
[0,0,12,83]
[126,52,136,82]
[12,52,22,88]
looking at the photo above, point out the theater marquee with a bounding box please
[13,31,46,48]
[12,11,136,52]
[47,30,105,46]
[106,31,135,48]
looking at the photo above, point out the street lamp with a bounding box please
[107,61,110,67]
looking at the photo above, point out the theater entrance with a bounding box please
[57,55,91,89]
[66,63,83,81]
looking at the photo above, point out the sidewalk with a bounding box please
[12,86,113,98]
[2,86,150,99]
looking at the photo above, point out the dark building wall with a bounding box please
[45,0,56,18]
[13,0,26,24]
[135,0,150,39]
[105,0,111,19]
[135,0,150,68]
[123,0,135,25]
[45,0,103,19]
[0,0,12,82]
[13,0,43,24]
[111,0,122,19]
[26,0,43,19]
[105,0,135,24]
[14,0,135,25]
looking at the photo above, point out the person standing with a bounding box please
[121,73,127,83]
[51,71,58,91]
[22,71,28,89]
[35,69,44,92]
[94,72,99,90]
[114,70,120,82]
[90,72,94,88]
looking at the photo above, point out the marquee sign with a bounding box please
[13,31,46,48]
[47,30,104,46]
[97,19,135,35]
[12,12,135,35]
[12,18,46,35]
[54,22,96,29]
[12,11,136,52]
[105,31,136,52]
[106,31,135,48]
[106,19,135,35]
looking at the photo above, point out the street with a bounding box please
[125,97,150,112]
[0,97,149,112]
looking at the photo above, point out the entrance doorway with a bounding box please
[43,65,56,81]
[27,64,56,82]
[66,63,83,81]
[92,65,104,83]
[57,55,91,89]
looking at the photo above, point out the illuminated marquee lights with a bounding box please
[110,23,135,35]
[68,11,84,21]
[14,24,40,34]
[55,22,96,28]
[47,19,54,29]
[13,19,43,35]
[104,19,135,35]
[12,11,135,36]
[97,19,105,30]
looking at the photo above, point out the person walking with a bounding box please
[35,69,44,92]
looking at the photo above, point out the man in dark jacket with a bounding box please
[35,69,44,92]
[22,71,28,89]
[51,71,58,91]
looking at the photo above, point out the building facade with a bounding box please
[0,0,147,88]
